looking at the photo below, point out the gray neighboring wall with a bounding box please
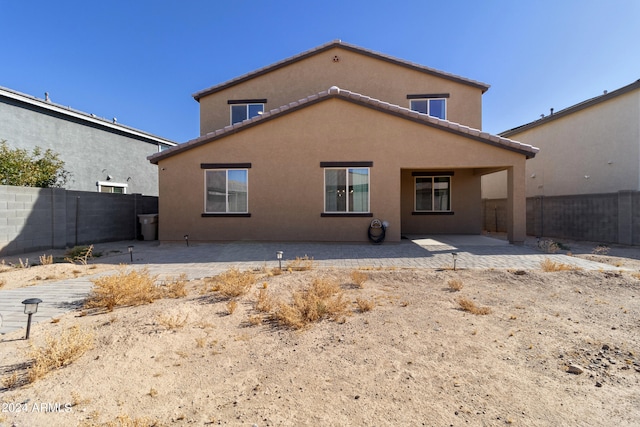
[0,86,177,196]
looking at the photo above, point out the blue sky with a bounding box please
[1,0,638,142]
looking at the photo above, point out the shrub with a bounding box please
[273,278,348,329]
[86,267,158,311]
[208,268,256,298]
[39,254,53,265]
[226,300,238,315]
[356,297,375,312]
[27,326,94,383]
[254,288,273,313]
[540,258,580,272]
[285,255,315,271]
[157,314,188,330]
[350,270,368,288]
[457,297,491,315]
[447,278,463,292]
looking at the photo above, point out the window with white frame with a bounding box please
[228,99,266,125]
[415,176,451,211]
[324,167,370,213]
[204,169,248,213]
[407,94,449,120]
[97,181,127,194]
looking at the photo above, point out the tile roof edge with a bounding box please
[151,86,537,164]
[192,40,490,101]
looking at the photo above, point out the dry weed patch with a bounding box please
[157,314,189,330]
[226,300,238,315]
[350,270,368,288]
[27,326,94,384]
[208,268,256,298]
[254,288,273,313]
[86,267,158,311]
[457,297,492,315]
[540,258,580,272]
[447,278,464,292]
[285,255,315,271]
[39,254,53,265]
[273,278,349,329]
[356,297,375,312]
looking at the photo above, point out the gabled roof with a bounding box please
[149,86,537,164]
[501,78,640,137]
[192,40,490,101]
[0,86,177,147]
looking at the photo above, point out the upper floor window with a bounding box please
[228,99,267,125]
[97,181,127,194]
[407,94,449,120]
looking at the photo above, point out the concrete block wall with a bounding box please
[0,185,158,256]
[484,191,639,245]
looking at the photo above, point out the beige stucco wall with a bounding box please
[158,98,526,243]
[483,88,640,198]
[198,46,483,135]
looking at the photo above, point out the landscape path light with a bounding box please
[451,252,458,271]
[276,251,283,271]
[184,234,189,247]
[22,298,42,339]
[128,245,134,263]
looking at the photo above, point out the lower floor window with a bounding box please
[325,168,369,213]
[415,176,450,211]
[205,169,248,213]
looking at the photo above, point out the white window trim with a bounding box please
[97,181,128,194]
[203,169,249,214]
[414,175,452,212]
[229,103,264,125]
[409,98,447,120]
[323,167,371,214]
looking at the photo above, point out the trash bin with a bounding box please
[138,214,158,241]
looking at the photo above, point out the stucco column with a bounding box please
[506,164,526,244]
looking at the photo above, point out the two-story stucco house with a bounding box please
[0,86,176,196]
[149,41,538,244]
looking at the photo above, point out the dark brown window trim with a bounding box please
[321,213,373,217]
[201,163,252,169]
[412,211,454,216]
[201,213,252,217]
[227,99,267,105]
[412,171,454,176]
[407,93,450,99]
[320,161,373,168]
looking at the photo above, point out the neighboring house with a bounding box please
[481,79,640,244]
[149,41,538,244]
[0,86,177,196]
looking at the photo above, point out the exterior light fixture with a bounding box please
[184,234,189,246]
[128,245,134,262]
[451,252,458,271]
[276,251,283,270]
[22,298,42,339]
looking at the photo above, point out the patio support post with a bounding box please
[506,165,526,244]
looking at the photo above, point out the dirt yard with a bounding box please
[1,257,639,426]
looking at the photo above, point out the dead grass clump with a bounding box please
[254,288,273,313]
[157,314,189,330]
[447,278,464,292]
[592,245,611,255]
[540,258,580,272]
[538,239,559,254]
[27,326,94,383]
[208,268,256,298]
[356,297,375,312]
[286,255,315,271]
[2,371,20,389]
[226,300,238,315]
[86,267,158,311]
[160,273,188,298]
[273,278,348,329]
[350,270,368,288]
[457,297,492,315]
[39,254,54,265]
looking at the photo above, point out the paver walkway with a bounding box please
[0,235,625,335]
